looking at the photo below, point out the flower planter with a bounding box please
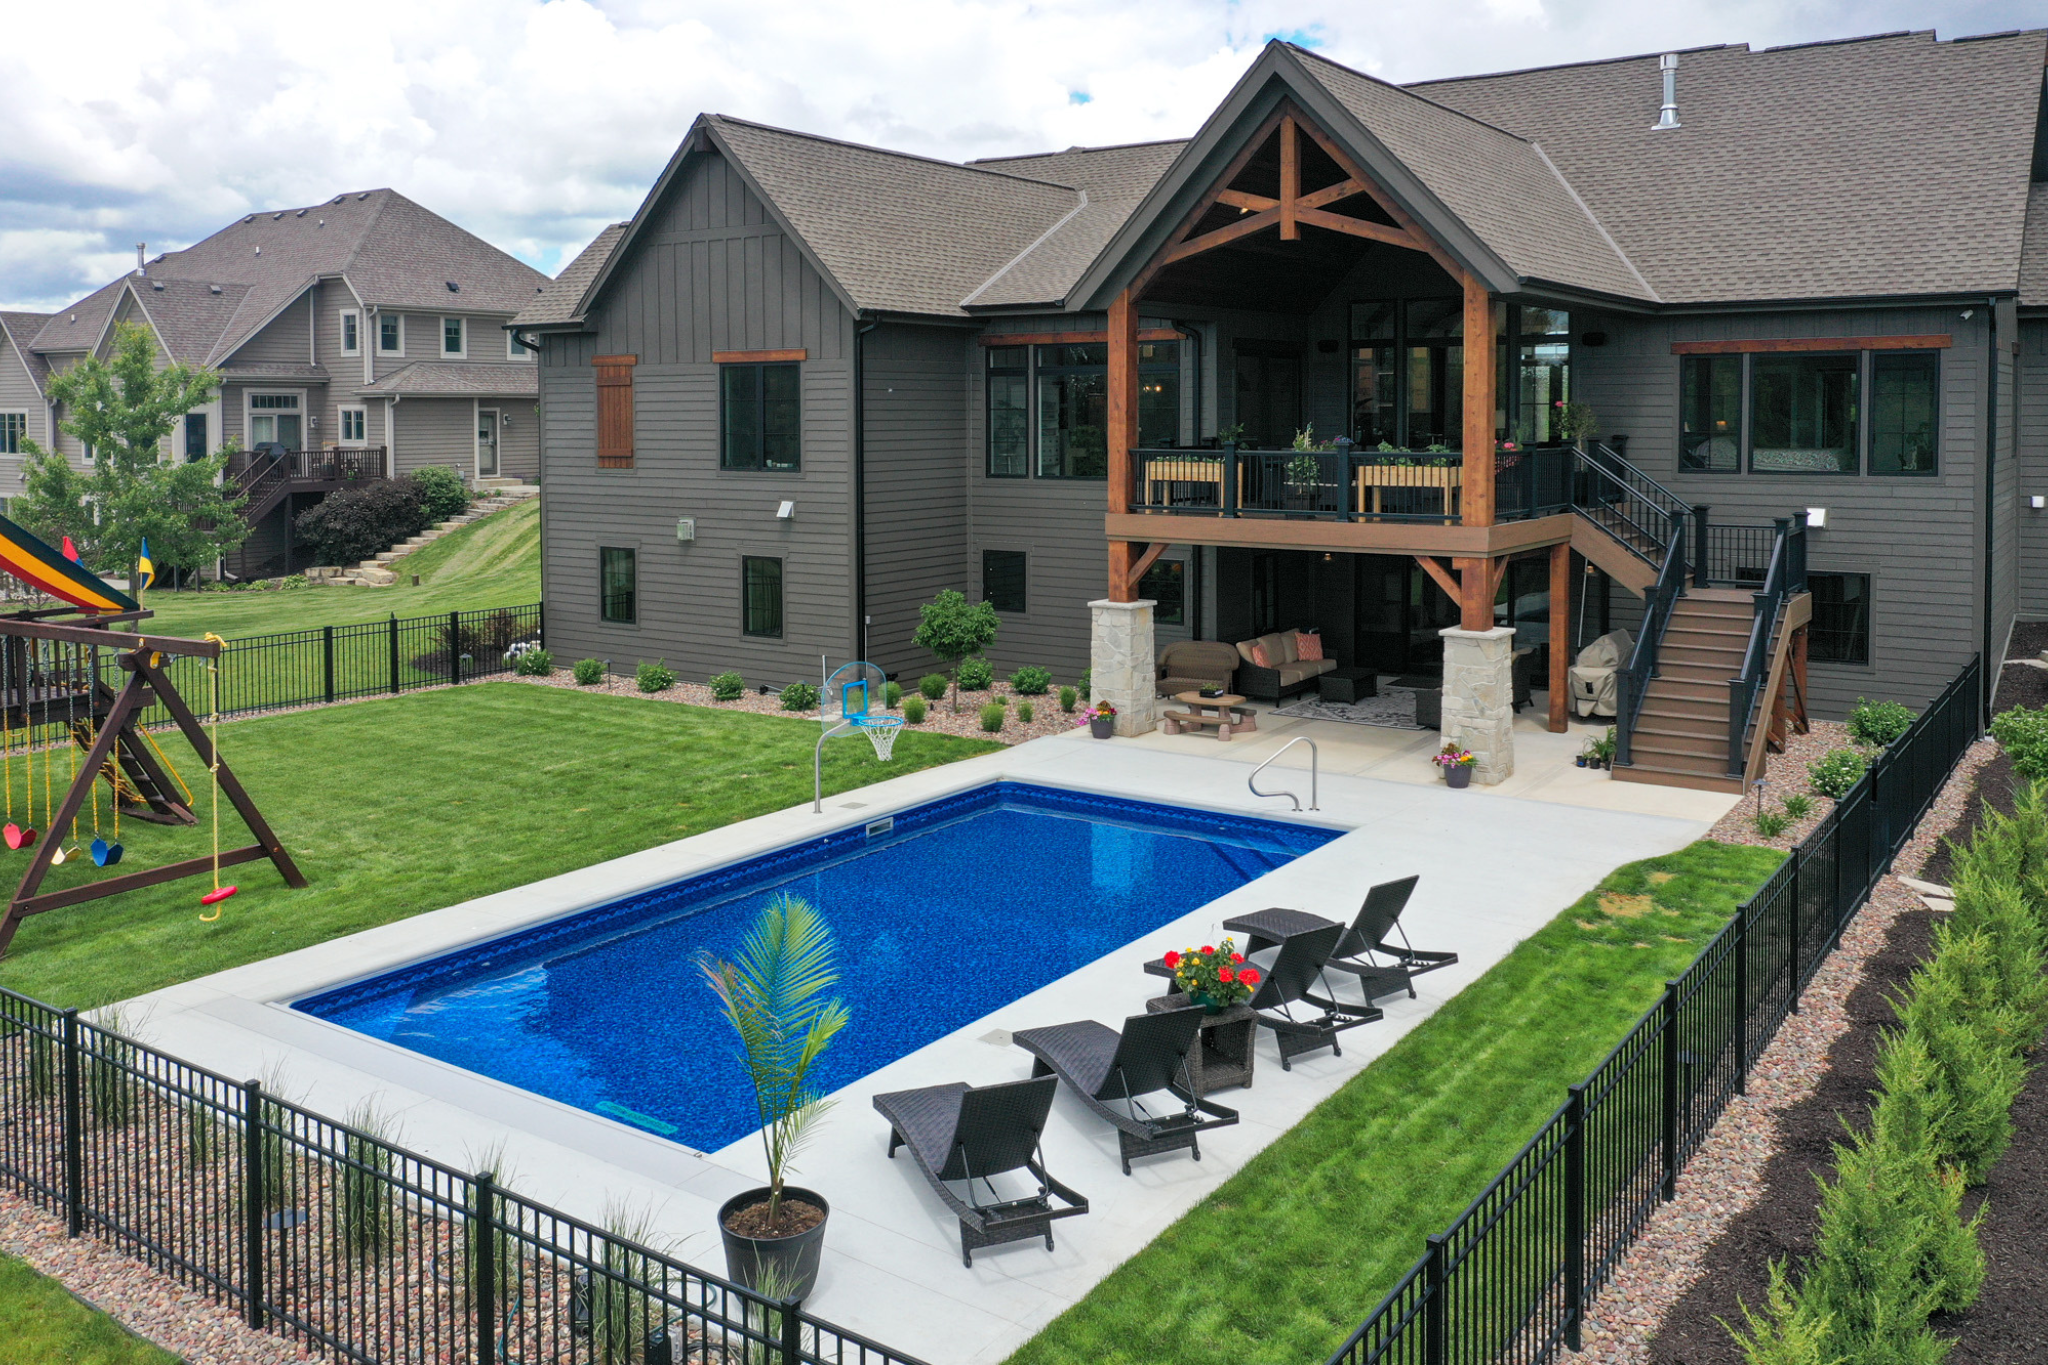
[719,1186,830,1300]
[1090,716,1115,739]
[1445,765,1473,789]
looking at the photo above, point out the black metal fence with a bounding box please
[1325,655,1983,1365]
[0,985,924,1365]
[101,603,543,729]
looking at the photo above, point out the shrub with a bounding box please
[1896,950,2029,1183]
[979,702,1006,732]
[958,656,994,691]
[280,573,309,591]
[1808,748,1868,799]
[572,658,604,686]
[902,695,927,724]
[1725,1262,1836,1365]
[1989,705,2048,783]
[918,674,949,702]
[1017,701,1034,723]
[1782,794,1813,821]
[513,647,553,677]
[1010,665,1052,696]
[885,681,902,709]
[294,477,430,566]
[780,681,819,712]
[1943,868,2048,1036]
[636,659,676,693]
[709,671,746,701]
[1753,807,1791,839]
[1848,697,1916,749]
[1077,668,1093,700]
[410,465,471,523]
[1059,685,1078,714]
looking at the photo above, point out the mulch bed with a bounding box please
[1922,621,2048,883]
[1939,1041,2048,1363]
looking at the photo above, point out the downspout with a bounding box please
[854,318,878,663]
[1983,297,1999,720]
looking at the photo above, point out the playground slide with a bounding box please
[0,514,138,615]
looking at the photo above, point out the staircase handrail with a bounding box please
[1571,441,1692,571]
[1615,519,1688,768]
[1724,517,1806,779]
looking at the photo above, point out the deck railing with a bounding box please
[1724,519,1810,778]
[1324,655,1981,1365]
[226,447,390,484]
[1130,445,1575,524]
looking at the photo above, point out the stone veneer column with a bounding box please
[1439,624,1516,785]
[1089,598,1158,737]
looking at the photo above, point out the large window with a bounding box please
[1515,307,1572,446]
[721,363,801,471]
[1807,572,1870,664]
[1680,355,1742,471]
[1136,341,1180,447]
[599,547,636,623]
[0,413,25,455]
[1350,300,1558,450]
[248,393,302,448]
[742,556,783,637]
[1870,351,1939,475]
[1139,558,1185,626]
[1751,353,1858,474]
[1036,343,1107,478]
[982,550,1027,614]
[987,346,1029,477]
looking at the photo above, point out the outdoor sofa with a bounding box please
[1233,629,1338,702]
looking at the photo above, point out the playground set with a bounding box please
[0,515,304,958]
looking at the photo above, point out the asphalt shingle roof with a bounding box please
[962,141,1190,308]
[2019,185,2048,309]
[513,223,627,328]
[0,312,53,392]
[356,362,538,397]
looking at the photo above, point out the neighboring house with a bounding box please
[7,190,549,577]
[516,30,2048,789]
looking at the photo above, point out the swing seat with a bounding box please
[90,837,122,867]
[200,885,237,906]
[4,823,36,851]
[50,843,74,866]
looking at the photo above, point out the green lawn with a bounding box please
[135,496,539,639]
[1009,839,1786,1365]
[0,682,998,1009]
[0,1254,178,1365]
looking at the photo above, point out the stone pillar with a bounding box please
[1089,598,1158,736]
[1439,625,1516,784]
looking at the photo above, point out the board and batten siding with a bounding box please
[538,149,858,685]
[2019,319,2048,616]
[1574,305,1990,717]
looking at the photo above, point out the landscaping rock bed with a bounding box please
[1703,718,1851,851]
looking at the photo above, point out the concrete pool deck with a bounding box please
[119,707,1736,1364]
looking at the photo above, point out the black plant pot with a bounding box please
[1090,716,1115,739]
[719,1187,829,1300]
[1445,765,1473,789]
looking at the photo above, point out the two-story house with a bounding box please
[1,189,550,577]
[514,30,2048,790]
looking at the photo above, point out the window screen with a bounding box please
[1680,355,1742,471]
[1869,351,1938,475]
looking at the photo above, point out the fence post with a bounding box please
[449,612,463,686]
[472,1171,497,1365]
[243,1079,266,1330]
[61,1009,82,1237]
[322,625,335,706]
[780,1295,804,1365]
[1733,905,1750,1095]
[387,615,400,695]
[1659,980,1679,1201]
[1423,1233,1447,1365]
[1564,1083,1587,1352]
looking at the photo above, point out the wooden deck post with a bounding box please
[1107,287,1139,601]
[1457,275,1498,629]
[1549,542,1571,732]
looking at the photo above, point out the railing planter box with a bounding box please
[719,1186,830,1300]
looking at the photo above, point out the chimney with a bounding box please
[1652,54,1681,131]
[134,242,146,276]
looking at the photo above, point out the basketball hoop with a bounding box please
[815,660,899,812]
[851,713,905,763]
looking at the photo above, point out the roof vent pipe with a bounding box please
[1652,54,1681,130]
[134,242,146,276]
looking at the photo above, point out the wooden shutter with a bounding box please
[595,354,637,468]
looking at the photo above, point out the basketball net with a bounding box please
[853,714,904,762]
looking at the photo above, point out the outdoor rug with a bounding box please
[1272,682,1425,730]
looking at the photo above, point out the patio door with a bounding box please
[1233,343,1302,447]
[247,393,302,450]
[475,408,500,478]
[1354,555,1460,675]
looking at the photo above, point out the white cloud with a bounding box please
[0,0,2032,310]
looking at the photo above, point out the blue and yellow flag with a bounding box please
[136,539,154,592]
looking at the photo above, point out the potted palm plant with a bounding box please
[699,894,849,1301]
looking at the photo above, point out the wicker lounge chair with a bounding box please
[872,1075,1088,1267]
[1224,876,1456,1004]
[1011,1007,1240,1175]
[1244,922,1384,1068]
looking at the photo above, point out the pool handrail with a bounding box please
[1248,736,1319,811]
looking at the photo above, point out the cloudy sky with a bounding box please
[2,0,2037,312]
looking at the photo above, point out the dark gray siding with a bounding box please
[1576,305,1989,716]
[863,322,970,678]
[2020,319,2048,616]
[539,151,858,687]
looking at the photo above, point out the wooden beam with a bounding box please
[1297,178,1366,211]
[1413,555,1461,601]
[978,329,1181,347]
[1159,208,1282,266]
[710,348,808,363]
[1131,106,1288,298]
[1279,116,1299,241]
[1453,557,1493,632]
[1486,554,1513,606]
[10,845,276,919]
[1291,118,1468,281]
[1216,189,1277,212]
[1292,207,1428,250]
[1671,335,1952,356]
[0,619,219,659]
[1461,278,1497,528]
[1129,542,1171,589]
[1548,542,1570,733]
[1107,543,1137,604]
[1104,510,1577,556]
[1106,287,1139,599]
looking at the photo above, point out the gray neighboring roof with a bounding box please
[962,141,1189,308]
[2020,185,2048,309]
[1412,30,2048,303]
[513,223,628,328]
[126,278,251,365]
[28,278,127,354]
[356,362,538,397]
[0,312,53,392]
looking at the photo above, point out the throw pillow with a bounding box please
[1296,631,1325,662]
[1249,641,1274,669]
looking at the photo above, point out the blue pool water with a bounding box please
[296,783,1339,1153]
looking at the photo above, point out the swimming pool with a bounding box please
[295,782,1340,1152]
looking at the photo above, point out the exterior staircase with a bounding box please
[306,485,538,587]
[1614,589,1753,793]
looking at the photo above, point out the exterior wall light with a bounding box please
[1805,507,1827,529]
[776,501,796,519]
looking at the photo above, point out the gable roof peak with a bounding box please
[1279,42,1531,145]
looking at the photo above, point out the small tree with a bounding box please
[912,588,999,712]
[13,321,248,580]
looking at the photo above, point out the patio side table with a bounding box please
[1317,668,1378,704]
[1147,993,1256,1097]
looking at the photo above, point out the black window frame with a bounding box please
[1678,354,1743,473]
[1868,349,1940,477]
[742,556,784,638]
[1139,558,1185,626]
[599,546,637,624]
[982,549,1027,614]
[1748,351,1860,476]
[1806,571,1871,665]
[986,346,1029,478]
[720,362,802,472]
[1033,343,1109,480]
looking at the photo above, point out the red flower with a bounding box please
[1163,950,1180,969]
[1217,967,1235,984]
[1200,945,1215,956]
[1231,952,1245,964]
[1239,968,1262,986]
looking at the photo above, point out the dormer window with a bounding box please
[378,314,403,355]
[442,317,465,358]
